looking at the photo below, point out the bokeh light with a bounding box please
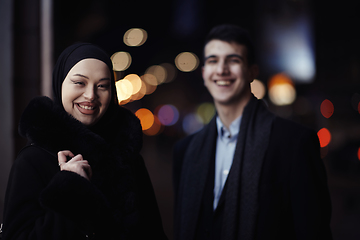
[320,99,334,118]
[111,51,132,71]
[135,108,154,131]
[157,104,179,126]
[144,115,163,136]
[196,102,216,124]
[124,74,142,95]
[182,113,204,135]
[268,73,296,106]
[161,63,177,83]
[251,79,266,99]
[317,128,331,148]
[146,65,167,85]
[116,79,133,104]
[358,147,360,161]
[123,28,147,47]
[175,52,199,72]
[141,74,157,94]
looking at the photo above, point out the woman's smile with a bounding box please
[61,58,112,126]
[75,102,98,115]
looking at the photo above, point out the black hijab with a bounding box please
[52,42,118,108]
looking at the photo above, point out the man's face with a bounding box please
[202,40,257,106]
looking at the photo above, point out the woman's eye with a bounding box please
[98,84,110,89]
[71,80,85,86]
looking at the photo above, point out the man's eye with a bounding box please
[229,58,241,63]
[206,59,217,64]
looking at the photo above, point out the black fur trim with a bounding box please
[19,96,143,234]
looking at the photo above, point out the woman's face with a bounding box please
[61,58,112,126]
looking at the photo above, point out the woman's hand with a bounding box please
[58,150,92,181]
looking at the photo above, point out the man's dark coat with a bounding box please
[173,96,332,240]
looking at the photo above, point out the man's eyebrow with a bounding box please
[204,55,218,61]
[204,54,244,61]
[226,54,244,60]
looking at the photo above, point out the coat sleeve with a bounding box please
[2,146,115,240]
[290,130,333,240]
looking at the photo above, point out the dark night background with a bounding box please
[1,0,360,239]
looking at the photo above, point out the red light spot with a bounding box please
[317,128,331,148]
[320,99,334,118]
[358,147,360,161]
[358,102,360,114]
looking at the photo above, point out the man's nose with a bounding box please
[216,60,229,75]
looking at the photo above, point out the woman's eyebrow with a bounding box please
[99,78,111,81]
[72,74,110,81]
[72,74,89,79]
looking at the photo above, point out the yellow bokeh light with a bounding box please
[124,28,147,47]
[111,51,132,71]
[124,74,142,95]
[251,79,266,99]
[197,102,216,124]
[135,108,154,131]
[161,63,177,83]
[268,73,296,106]
[116,79,133,104]
[146,65,167,85]
[142,73,158,86]
[175,52,199,72]
[141,74,157,95]
[131,79,146,101]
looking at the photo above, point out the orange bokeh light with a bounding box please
[320,99,334,118]
[135,108,154,131]
[268,73,294,89]
[267,73,296,106]
[144,115,163,136]
[317,128,331,148]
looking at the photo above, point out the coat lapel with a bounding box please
[222,96,275,240]
[178,116,218,240]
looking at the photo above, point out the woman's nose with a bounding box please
[84,85,96,101]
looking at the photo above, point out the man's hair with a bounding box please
[204,24,256,65]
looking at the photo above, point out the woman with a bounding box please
[2,43,167,240]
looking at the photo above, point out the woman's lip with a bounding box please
[75,103,98,114]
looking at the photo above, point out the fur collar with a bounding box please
[18,96,143,229]
[19,96,143,163]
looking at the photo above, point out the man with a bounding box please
[173,24,332,240]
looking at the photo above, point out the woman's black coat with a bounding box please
[3,96,167,240]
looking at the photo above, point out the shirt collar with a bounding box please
[216,115,242,139]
